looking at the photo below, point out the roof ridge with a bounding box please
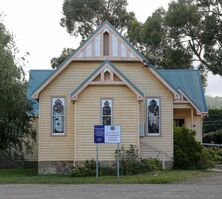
[30,69,54,71]
[157,69,199,72]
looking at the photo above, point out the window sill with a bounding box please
[147,134,161,137]
[51,133,66,137]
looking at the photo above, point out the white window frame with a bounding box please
[101,98,113,125]
[51,97,65,136]
[147,97,161,136]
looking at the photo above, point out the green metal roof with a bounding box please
[28,21,207,114]
[157,69,208,112]
[28,70,53,115]
[70,60,144,98]
[28,68,207,115]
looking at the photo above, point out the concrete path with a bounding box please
[0,183,222,199]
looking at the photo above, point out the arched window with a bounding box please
[103,31,109,56]
[147,98,160,135]
[101,99,112,125]
[52,97,65,135]
[104,71,110,80]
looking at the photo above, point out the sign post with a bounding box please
[96,144,98,179]
[94,125,121,179]
[117,143,120,179]
[94,125,105,179]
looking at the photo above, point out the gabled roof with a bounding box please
[70,60,144,100]
[28,21,207,114]
[28,70,53,116]
[157,69,208,113]
[32,21,149,99]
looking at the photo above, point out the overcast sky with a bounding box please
[0,0,222,96]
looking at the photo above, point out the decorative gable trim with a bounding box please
[177,88,203,115]
[31,21,180,100]
[73,21,142,61]
[70,61,144,101]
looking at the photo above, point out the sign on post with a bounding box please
[105,126,121,144]
[94,125,105,144]
[94,125,121,144]
[94,125,121,179]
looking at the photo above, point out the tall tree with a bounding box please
[60,0,135,40]
[51,48,74,69]
[0,18,35,157]
[165,0,222,75]
[127,8,193,68]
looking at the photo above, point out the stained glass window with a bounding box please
[147,98,160,135]
[52,98,65,135]
[101,99,112,125]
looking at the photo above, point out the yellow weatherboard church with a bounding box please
[27,21,208,174]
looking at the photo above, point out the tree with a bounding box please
[203,109,222,133]
[51,48,74,69]
[0,18,35,157]
[206,96,222,109]
[137,8,193,68]
[60,0,135,40]
[165,0,222,75]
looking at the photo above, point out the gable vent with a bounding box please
[103,31,109,56]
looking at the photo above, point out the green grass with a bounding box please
[0,168,212,184]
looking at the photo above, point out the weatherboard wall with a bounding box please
[37,61,175,162]
[116,62,174,160]
[38,61,101,161]
[76,85,139,161]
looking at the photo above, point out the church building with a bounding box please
[27,21,208,174]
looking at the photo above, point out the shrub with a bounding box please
[72,159,96,177]
[115,145,161,175]
[205,147,222,163]
[72,145,161,177]
[174,126,214,169]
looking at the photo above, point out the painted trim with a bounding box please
[31,20,182,105]
[177,89,203,115]
[74,101,77,164]
[70,61,144,101]
[32,21,110,99]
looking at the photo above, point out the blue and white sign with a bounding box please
[94,125,121,144]
[94,125,105,143]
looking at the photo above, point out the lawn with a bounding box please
[0,168,212,184]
